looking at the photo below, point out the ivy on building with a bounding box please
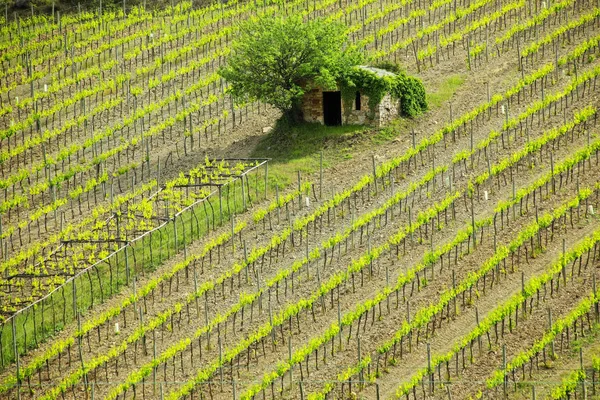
[340,63,427,119]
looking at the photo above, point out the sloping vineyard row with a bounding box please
[3,0,600,399]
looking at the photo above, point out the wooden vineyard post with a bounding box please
[427,342,433,393]
[412,41,420,72]
[205,295,210,348]
[219,337,223,391]
[125,246,131,286]
[372,155,378,195]
[132,278,138,320]
[357,336,363,387]
[432,146,436,192]
[581,348,587,399]
[0,218,3,261]
[258,272,263,312]
[268,301,274,346]
[241,176,246,212]
[512,180,516,221]
[12,317,21,400]
[231,216,235,255]
[157,158,161,189]
[516,32,522,72]
[320,151,323,200]
[218,186,224,226]
[470,124,474,159]
[338,301,342,349]
[275,185,281,225]
[265,161,269,200]
[173,218,179,256]
[471,195,476,249]
[551,152,555,193]
[305,233,310,266]
[502,344,507,397]
[182,214,188,259]
[232,179,237,218]
[548,309,555,357]
[244,241,250,284]
[72,278,77,320]
[231,95,236,128]
[77,312,88,391]
[485,25,489,63]
[594,275,598,321]
[289,339,293,386]
[408,207,413,243]
[246,172,253,208]
[562,239,567,287]
[298,171,303,210]
[476,308,481,354]
[466,36,471,70]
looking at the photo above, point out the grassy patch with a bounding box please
[251,121,367,188]
[427,75,465,108]
[570,323,600,353]
[371,118,413,144]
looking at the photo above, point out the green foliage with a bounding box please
[392,73,428,117]
[551,369,587,399]
[340,67,389,117]
[371,61,405,74]
[521,8,600,58]
[220,15,361,121]
[340,65,428,119]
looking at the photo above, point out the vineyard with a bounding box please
[2,0,600,399]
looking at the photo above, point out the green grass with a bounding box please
[250,74,465,179]
[0,175,262,373]
[570,323,600,353]
[251,121,367,188]
[427,75,465,109]
[371,118,412,144]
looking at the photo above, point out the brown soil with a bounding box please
[3,0,600,399]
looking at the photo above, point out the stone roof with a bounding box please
[356,65,397,78]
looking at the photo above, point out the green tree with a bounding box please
[220,15,362,123]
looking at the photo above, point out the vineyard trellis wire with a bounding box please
[0,158,269,372]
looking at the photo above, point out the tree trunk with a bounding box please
[282,103,304,124]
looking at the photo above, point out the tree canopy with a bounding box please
[220,15,362,122]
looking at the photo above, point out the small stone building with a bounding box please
[301,66,399,127]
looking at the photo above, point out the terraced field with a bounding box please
[1,0,600,399]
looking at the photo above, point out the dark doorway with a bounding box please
[323,91,342,126]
